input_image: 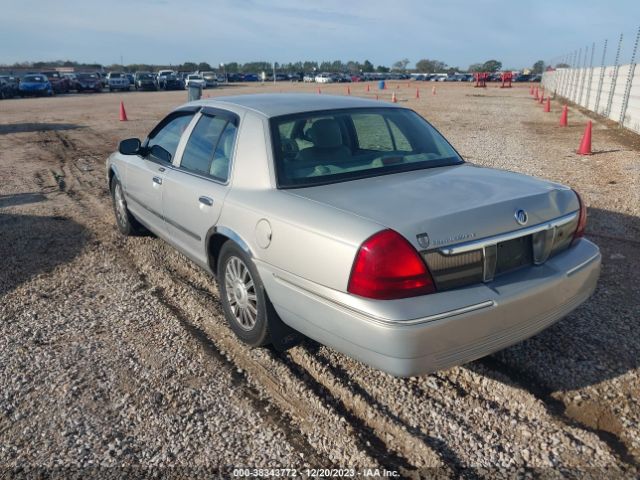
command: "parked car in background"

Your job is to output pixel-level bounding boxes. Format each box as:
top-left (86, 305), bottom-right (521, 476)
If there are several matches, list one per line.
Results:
top-left (18, 74), bottom-right (53, 97)
top-left (125, 73), bottom-right (135, 87)
top-left (75, 72), bottom-right (103, 92)
top-left (134, 72), bottom-right (157, 91)
top-left (156, 70), bottom-right (183, 90)
top-left (185, 74), bottom-right (206, 89)
top-left (515, 74), bottom-right (531, 82)
top-left (0, 75), bottom-right (19, 99)
top-left (227, 73), bottom-right (244, 82)
top-left (315, 72), bottom-right (333, 83)
top-left (201, 71), bottom-right (218, 88)
top-left (97, 72), bottom-right (108, 88)
top-left (303, 73), bottom-right (315, 82)
top-left (106, 72), bottom-right (130, 92)
top-left (42, 71), bottom-right (70, 93)
top-left (288, 72), bottom-right (304, 82)
top-left (243, 73), bottom-right (260, 82)
top-left (106, 93), bottom-right (600, 377)
top-left (62, 73), bottom-right (77, 89)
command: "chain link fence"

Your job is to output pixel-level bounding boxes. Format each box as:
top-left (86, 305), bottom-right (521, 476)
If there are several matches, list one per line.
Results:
top-left (542, 26), bottom-right (640, 134)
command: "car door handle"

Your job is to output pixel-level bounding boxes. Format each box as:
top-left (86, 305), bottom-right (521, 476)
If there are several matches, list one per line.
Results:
top-left (152, 176), bottom-right (163, 185)
top-left (198, 196), bottom-right (214, 206)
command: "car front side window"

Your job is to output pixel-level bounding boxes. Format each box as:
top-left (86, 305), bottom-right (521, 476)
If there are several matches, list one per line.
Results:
top-left (146, 113), bottom-right (195, 163)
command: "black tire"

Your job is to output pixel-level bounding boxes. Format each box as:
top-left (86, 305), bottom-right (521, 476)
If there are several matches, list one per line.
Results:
top-left (110, 176), bottom-right (145, 236)
top-left (218, 242), bottom-right (272, 347)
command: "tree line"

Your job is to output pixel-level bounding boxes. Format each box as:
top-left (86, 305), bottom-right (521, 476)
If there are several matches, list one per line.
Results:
top-left (2, 58), bottom-right (548, 74)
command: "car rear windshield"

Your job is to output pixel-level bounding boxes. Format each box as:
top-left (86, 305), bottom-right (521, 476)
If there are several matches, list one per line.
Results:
top-left (110, 73), bottom-right (122, 78)
top-left (77, 73), bottom-right (97, 79)
top-left (271, 107), bottom-right (463, 188)
top-left (24, 75), bottom-right (45, 82)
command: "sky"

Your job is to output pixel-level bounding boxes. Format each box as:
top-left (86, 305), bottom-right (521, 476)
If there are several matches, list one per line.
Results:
top-left (1, 0), bottom-right (638, 69)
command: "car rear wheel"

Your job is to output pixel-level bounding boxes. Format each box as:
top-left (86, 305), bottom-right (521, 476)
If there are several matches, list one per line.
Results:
top-left (218, 242), bottom-right (271, 347)
top-left (110, 176), bottom-right (144, 236)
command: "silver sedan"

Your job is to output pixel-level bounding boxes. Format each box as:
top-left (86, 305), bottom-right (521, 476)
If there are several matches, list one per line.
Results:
top-left (106, 94), bottom-right (601, 377)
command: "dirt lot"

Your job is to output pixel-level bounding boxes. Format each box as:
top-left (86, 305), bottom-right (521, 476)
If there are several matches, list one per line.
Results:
top-left (1, 81), bottom-right (639, 477)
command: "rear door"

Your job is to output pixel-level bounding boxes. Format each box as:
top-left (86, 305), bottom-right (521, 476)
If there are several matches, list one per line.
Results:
top-left (124, 111), bottom-right (195, 237)
top-left (162, 108), bottom-right (239, 265)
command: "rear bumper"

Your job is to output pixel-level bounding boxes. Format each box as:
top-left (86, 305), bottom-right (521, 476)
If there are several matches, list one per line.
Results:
top-left (258, 239), bottom-right (600, 376)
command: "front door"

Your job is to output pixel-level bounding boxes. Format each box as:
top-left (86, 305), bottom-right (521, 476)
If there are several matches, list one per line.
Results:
top-left (123, 111), bottom-right (195, 237)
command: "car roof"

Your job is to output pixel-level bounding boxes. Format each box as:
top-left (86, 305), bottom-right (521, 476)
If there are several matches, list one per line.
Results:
top-left (186, 93), bottom-right (401, 118)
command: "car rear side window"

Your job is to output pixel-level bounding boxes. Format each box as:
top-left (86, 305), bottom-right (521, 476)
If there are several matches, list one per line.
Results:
top-left (180, 114), bottom-right (237, 182)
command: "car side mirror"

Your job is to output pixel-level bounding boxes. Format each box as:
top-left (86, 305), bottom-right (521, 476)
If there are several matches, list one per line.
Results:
top-left (118, 138), bottom-right (141, 155)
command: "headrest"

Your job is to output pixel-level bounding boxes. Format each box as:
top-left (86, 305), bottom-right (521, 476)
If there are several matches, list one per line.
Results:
top-left (308, 119), bottom-right (342, 148)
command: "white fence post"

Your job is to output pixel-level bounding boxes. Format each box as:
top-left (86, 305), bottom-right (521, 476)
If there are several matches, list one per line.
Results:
top-left (573, 48), bottom-right (582, 102)
top-left (605, 33), bottom-right (624, 117)
top-left (585, 42), bottom-right (596, 109)
top-left (578, 44), bottom-right (589, 106)
top-left (619, 26), bottom-right (640, 126)
top-left (594, 39), bottom-right (608, 114)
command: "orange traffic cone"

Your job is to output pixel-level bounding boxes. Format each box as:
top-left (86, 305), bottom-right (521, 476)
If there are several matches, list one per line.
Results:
top-left (366, 84), bottom-right (370, 92)
top-left (559, 105), bottom-right (568, 126)
top-left (577, 121), bottom-right (592, 155)
top-left (347, 86), bottom-right (351, 95)
top-left (396, 84), bottom-right (400, 89)
top-left (416, 88), bottom-right (420, 99)
top-left (529, 85), bottom-right (533, 95)
top-left (432, 86), bottom-right (436, 95)
top-left (119, 101), bottom-right (128, 121)
top-left (544, 97), bottom-right (551, 112)
top-left (391, 92), bottom-right (397, 103)
top-left (407, 82), bottom-right (410, 88)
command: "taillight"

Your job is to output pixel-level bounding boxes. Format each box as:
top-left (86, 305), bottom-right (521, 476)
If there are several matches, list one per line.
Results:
top-left (573, 189), bottom-right (587, 241)
top-left (347, 229), bottom-right (436, 300)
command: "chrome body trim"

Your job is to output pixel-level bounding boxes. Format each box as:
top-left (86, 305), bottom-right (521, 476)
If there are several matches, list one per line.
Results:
top-left (438, 211), bottom-right (578, 255)
top-left (210, 225), bottom-right (253, 257)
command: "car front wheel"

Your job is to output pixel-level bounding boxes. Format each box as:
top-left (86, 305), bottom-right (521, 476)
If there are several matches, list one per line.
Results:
top-left (218, 242), bottom-right (271, 347)
top-left (110, 176), bottom-right (144, 235)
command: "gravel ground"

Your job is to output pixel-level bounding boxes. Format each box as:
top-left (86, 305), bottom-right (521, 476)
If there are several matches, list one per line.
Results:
top-left (0, 82), bottom-right (638, 478)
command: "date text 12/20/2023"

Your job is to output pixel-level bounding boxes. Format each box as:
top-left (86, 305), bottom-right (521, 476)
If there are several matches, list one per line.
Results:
top-left (231, 467), bottom-right (400, 477)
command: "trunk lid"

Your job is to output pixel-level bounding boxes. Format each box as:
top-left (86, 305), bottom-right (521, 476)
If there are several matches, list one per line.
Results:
top-left (287, 164), bottom-right (579, 249)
